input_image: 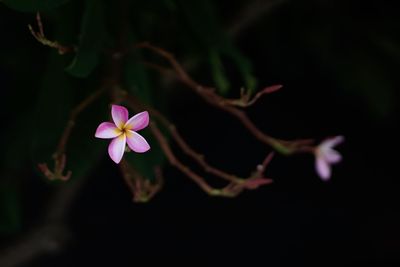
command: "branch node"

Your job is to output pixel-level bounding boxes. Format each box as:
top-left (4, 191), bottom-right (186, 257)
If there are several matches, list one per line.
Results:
top-left (120, 160), bottom-right (163, 202)
top-left (28, 12), bottom-right (75, 55)
top-left (135, 42), bottom-right (315, 154)
top-left (38, 153), bottom-right (72, 181)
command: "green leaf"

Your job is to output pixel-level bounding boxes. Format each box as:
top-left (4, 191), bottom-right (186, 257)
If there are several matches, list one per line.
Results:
top-left (220, 41), bottom-right (258, 93)
top-left (32, 49), bottom-right (106, 181)
top-left (208, 49), bottom-right (230, 94)
top-left (1, 0), bottom-right (70, 12)
top-left (177, 0), bottom-right (257, 94)
top-left (65, 0), bottom-right (106, 78)
top-left (65, 51), bottom-right (99, 78)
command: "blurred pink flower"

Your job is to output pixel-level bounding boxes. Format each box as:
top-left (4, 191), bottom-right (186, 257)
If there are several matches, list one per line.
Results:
top-left (95, 105), bottom-right (150, 164)
top-left (315, 135), bottom-right (344, 181)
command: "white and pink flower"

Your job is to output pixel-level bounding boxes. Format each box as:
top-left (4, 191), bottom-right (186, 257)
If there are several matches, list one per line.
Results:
top-left (315, 135), bottom-right (344, 181)
top-left (95, 105), bottom-right (150, 164)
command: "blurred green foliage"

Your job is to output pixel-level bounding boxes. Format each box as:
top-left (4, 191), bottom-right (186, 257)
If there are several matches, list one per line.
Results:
top-left (65, 0), bottom-right (106, 77)
top-left (178, 0), bottom-right (257, 94)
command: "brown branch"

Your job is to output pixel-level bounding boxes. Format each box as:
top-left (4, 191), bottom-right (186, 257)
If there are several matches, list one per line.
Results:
top-left (225, 152), bottom-right (275, 191)
top-left (124, 94), bottom-right (244, 185)
top-left (38, 154), bottom-right (71, 181)
top-left (119, 160), bottom-right (163, 202)
top-left (223, 84), bottom-right (283, 108)
top-left (119, 160), bottom-right (137, 196)
top-left (58, 88), bottom-right (106, 155)
top-left (148, 121), bottom-right (224, 195)
top-left (141, 61), bottom-right (173, 76)
top-left (169, 126), bottom-right (243, 183)
top-left (124, 94), bottom-right (274, 197)
top-left (256, 151), bottom-right (275, 176)
top-left (38, 88), bottom-right (106, 181)
top-left (135, 42), bottom-right (314, 154)
top-left (126, 93), bottom-right (245, 196)
top-left (28, 12), bottom-right (75, 55)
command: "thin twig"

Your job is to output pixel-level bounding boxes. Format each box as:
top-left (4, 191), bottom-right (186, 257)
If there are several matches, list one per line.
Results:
top-left (57, 88), bottom-right (106, 154)
top-left (38, 88), bottom-right (106, 181)
top-left (124, 94), bottom-right (274, 197)
top-left (119, 159), bottom-right (137, 197)
top-left (119, 160), bottom-right (163, 202)
top-left (135, 42), bottom-right (314, 154)
top-left (28, 12), bottom-right (75, 55)
top-left (223, 84), bottom-right (283, 108)
top-left (149, 121), bottom-right (222, 195)
top-left (125, 94), bottom-right (244, 184)
top-left (126, 94), bottom-right (242, 196)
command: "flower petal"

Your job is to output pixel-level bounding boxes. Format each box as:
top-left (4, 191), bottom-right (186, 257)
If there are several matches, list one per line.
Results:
top-left (325, 149), bottom-right (342, 164)
top-left (126, 130), bottom-right (150, 153)
top-left (124, 111), bottom-right (149, 131)
top-left (111, 105), bottom-right (129, 129)
top-left (95, 122), bottom-right (121, 139)
top-left (323, 135), bottom-right (345, 149)
top-left (108, 134), bottom-right (126, 164)
top-left (316, 157), bottom-right (331, 181)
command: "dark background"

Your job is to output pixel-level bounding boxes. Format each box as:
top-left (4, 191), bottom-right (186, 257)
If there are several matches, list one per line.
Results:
top-left (0, 0), bottom-right (398, 266)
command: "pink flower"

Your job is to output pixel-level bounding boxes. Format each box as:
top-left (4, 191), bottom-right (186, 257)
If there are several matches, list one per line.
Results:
top-left (95, 105), bottom-right (150, 164)
top-left (315, 135), bottom-right (344, 181)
